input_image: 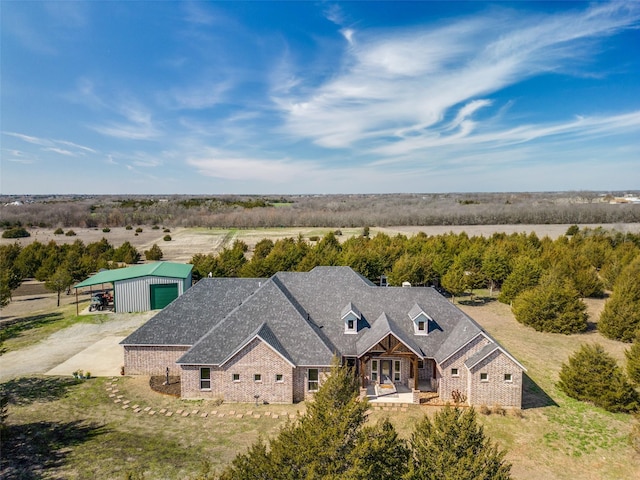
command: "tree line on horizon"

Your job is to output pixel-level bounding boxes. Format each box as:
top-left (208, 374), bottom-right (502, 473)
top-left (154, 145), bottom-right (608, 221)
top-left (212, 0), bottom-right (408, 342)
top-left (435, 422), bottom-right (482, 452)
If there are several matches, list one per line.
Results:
top-left (2, 192), bottom-right (639, 229)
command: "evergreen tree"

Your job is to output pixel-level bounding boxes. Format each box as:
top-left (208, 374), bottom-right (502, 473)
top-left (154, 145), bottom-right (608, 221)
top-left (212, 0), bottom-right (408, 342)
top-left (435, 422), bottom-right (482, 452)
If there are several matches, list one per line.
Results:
top-left (219, 359), bottom-right (370, 479)
top-left (144, 244), bottom-right (163, 261)
top-left (342, 418), bottom-right (410, 480)
top-left (511, 275), bottom-right (587, 334)
top-left (405, 405), bottom-right (511, 480)
top-left (498, 256), bottom-right (542, 304)
top-left (482, 245), bottom-right (511, 296)
top-left (599, 257), bottom-right (640, 342)
top-left (625, 333), bottom-right (640, 386)
top-left (441, 264), bottom-right (467, 303)
top-left (558, 343), bottom-right (639, 413)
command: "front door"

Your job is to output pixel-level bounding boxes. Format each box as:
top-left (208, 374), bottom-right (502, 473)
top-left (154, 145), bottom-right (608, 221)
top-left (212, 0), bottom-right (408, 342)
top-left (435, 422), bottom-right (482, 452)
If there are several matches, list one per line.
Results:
top-left (380, 360), bottom-right (392, 384)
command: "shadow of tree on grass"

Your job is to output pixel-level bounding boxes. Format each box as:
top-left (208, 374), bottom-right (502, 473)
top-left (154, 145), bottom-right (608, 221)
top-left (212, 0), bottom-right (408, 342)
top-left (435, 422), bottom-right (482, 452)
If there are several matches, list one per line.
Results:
top-left (522, 373), bottom-right (558, 410)
top-left (0, 377), bottom-right (81, 406)
top-left (0, 312), bottom-right (64, 342)
top-left (0, 420), bottom-right (106, 480)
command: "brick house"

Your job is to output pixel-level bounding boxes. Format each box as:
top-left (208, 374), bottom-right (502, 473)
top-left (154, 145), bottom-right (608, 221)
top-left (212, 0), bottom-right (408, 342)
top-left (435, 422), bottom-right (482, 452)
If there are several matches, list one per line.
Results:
top-left (121, 266), bottom-right (525, 407)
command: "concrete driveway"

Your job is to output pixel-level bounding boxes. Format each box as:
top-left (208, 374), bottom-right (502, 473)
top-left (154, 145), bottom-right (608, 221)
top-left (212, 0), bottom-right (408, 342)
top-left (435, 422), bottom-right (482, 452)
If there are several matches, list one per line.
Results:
top-left (45, 336), bottom-right (126, 377)
top-left (0, 312), bottom-right (153, 382)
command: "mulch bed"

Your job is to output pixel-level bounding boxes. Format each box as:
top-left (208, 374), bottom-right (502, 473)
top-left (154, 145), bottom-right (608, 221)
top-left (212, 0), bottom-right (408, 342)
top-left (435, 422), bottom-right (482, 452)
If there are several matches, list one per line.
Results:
top-left (149, 375), bottom-right (181, 397)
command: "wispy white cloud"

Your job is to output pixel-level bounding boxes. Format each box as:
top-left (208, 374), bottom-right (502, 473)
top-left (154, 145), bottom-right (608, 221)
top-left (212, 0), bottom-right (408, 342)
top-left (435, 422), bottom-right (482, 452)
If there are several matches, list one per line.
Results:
top-left (43, 147), bottom-right (75, 156)
top-left (187, 148), bottom-right (320, 183)
top-left (162, 79), bottom-right (231, 110)
top-left (276, 1), bottom-right (640, 159)
top-left (90, 103), bottom-right (160, 140)
top-left (2, 131), bottom-right (97, 156)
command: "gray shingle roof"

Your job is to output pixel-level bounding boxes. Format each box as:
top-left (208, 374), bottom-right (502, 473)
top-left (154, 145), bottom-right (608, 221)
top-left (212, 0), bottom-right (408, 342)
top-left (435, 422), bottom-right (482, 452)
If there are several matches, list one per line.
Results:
top-left (124, 266), bottom-right (522, 371)
top-left (464, 343), bottom-right (500, 370)
top-left (177, 279), bottom-right (335, 366)
top-left (120, 277), bottom-right (264, 346)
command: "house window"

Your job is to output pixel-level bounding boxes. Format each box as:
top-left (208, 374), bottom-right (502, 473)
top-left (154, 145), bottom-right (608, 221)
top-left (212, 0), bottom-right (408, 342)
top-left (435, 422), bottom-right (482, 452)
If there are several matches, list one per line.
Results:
top-left (232, 373), bottom-right (240, 382)
top-left (275, 374), bottom-right (284, 383)
top-left (504, 373), bottom-right (512, 382)
top-left (418, 321), bottom-right (425, 331)
top-left (371, 360), bottom-right (378, 382)
top-left (254, 374), bottom-right (262, 383)
top-left (451, 368), bottom-right (459, 377)
top-left (348, 319), bottom-right (354, 329)
top-left (394, 360), bottom-right (401, 382)
top-left (480, 373), bottom-right (488, 382)
top-left (200, 367), bottom-right (211, 390)
top-left (308, 368), bottom-right (319, 392)
top-left (417, 360), bottom-right (424, 369)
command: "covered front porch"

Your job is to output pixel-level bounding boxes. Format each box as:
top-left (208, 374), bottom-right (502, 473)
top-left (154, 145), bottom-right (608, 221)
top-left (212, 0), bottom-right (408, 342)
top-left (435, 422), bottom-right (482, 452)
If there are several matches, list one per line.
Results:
top-left (362, 380), bottom-right (437, 404)
top-left (353, 332), bottom-right (439, 404)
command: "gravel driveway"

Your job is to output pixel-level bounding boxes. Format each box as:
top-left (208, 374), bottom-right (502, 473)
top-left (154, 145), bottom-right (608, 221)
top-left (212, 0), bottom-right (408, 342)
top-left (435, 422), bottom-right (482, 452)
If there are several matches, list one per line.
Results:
top-left (0, 312), bottom-right (153, 382)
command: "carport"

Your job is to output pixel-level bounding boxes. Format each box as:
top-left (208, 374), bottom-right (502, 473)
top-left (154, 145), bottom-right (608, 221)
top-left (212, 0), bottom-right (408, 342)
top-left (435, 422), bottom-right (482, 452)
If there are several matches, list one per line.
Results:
top-left (74, 262), bottom-right (193, 314)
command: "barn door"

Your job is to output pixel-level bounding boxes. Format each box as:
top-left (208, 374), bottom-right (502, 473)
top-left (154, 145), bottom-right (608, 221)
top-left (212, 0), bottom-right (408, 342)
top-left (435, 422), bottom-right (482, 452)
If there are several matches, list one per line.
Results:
top-left (150, 283), bottom-right (179, 310)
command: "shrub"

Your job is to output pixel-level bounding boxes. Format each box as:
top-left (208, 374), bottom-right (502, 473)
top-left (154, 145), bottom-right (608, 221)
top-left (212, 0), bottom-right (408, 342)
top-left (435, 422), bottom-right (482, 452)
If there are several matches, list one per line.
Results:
top-left (152, 225), bottom-right (160, 230)
top-left (558, 343), bottom-right (639, 413)
top-left (53, 227), bottom-right (64, 235)
top-left (512, 275), bottom-right (587, 334)
top-left (493, 404), bottom-right (506, 416)
top-left (309, 235), bottom-right (320, 242)
top-left (163, 228), bottom-right (170, 233)
top-left (566, 224), bottom-right (580, 236)
top-left (2, 227), bottom-right (30, 239)
top-left (125, 225), bottom-right (132, 230)
top-left (163, 235), bottom-right (172, 241)
top-left (102, 227), bottom-right (111, 233)
top-left (65, 230), bottom-right (76, 236)
top-left (626, 333), bottom-right (640, 386)
top-left (599, 257), bottom-right (640, 342)
top-left (135, 227), bottom-right (143, 233)
top-left (144, 244), bottom-right (163, 261)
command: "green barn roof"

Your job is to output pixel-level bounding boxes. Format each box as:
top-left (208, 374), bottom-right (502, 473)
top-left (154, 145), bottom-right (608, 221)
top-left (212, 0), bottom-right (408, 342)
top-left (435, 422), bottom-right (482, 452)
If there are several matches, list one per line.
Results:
top-left (74, 262), bottom-right (193, 289)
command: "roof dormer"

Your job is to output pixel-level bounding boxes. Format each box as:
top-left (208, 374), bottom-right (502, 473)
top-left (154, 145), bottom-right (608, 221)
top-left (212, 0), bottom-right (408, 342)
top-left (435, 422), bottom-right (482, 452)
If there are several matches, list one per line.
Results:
top-left (408, 303), bottom-right (437, 336)
top-left (341, 302), bottom-right (361, 334)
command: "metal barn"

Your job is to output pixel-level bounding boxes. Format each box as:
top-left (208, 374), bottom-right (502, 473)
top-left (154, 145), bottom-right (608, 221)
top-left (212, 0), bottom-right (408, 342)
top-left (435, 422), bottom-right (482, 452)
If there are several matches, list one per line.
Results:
top-left (74, 262), bottom-right (193, 313)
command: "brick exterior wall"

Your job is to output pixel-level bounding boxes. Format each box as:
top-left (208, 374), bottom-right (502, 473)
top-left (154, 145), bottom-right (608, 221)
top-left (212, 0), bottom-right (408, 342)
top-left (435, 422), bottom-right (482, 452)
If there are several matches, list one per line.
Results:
top-left (123, 345), bottom-right (189, 375)
top-left (438, 334), bottom-right (491, 404)
top-left (180, 338), bottom-right (295, 404)
top-left (467, 350), bottom-right (523, 408)
top-left (293, 366), bottom-right (331, 402)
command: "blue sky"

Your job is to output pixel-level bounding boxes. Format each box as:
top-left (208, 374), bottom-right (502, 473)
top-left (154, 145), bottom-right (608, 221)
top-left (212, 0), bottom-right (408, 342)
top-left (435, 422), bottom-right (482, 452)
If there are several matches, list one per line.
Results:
top-left (2, 1), bottom-right (639, 195)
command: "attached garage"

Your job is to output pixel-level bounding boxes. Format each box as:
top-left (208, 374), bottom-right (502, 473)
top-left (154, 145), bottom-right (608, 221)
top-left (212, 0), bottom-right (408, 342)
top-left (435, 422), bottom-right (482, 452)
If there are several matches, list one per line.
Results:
top-left (74, 262), bottom-right (193, 313)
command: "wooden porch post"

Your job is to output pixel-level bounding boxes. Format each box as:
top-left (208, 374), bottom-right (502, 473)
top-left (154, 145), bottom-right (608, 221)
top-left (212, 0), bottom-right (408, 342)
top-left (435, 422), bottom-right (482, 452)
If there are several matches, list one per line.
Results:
top-left (360, 357), bottom-right (366, 388)
top-left (412, 357), bottom-right (418, 390)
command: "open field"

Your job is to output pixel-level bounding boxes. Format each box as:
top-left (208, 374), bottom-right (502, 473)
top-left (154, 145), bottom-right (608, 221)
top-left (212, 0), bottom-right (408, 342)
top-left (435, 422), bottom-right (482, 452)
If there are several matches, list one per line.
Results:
top-left (1, 289), bottom-right (638, 479)
top-left (3, 223), bottom-right (640, 264)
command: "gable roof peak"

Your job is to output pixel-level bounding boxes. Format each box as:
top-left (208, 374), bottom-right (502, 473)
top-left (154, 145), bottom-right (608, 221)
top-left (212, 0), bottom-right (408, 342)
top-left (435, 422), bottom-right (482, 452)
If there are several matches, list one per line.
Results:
top-left (341, 301), bottom-right (362, 319)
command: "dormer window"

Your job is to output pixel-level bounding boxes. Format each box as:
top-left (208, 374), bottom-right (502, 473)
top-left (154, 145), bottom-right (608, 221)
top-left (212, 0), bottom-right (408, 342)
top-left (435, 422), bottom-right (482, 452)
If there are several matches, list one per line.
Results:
top-left (342, 302), bottom-right (361, 334)
top-left (408, 303), bottom-right (437, 336)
